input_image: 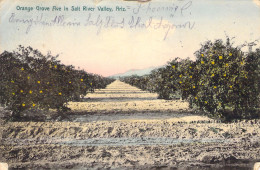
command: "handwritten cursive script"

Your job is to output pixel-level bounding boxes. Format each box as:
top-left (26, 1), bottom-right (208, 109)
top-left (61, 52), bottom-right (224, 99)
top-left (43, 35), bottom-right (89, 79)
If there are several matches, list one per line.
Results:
top-left (9, 12), bottom-right (195, 40)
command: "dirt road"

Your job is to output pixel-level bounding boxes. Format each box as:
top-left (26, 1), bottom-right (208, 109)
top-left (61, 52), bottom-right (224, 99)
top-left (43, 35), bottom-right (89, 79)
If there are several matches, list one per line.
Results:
top-left (1, 80), bottom-right (259, 169)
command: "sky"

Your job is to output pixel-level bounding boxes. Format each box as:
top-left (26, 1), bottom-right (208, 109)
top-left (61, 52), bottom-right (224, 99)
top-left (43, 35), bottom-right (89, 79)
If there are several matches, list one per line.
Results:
top-left (0, 0), bottom-right (260, 77)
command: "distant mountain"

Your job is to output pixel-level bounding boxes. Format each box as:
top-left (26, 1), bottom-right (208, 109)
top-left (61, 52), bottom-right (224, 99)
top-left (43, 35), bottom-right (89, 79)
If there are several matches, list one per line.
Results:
top-left (109, 66), bottom-right (162, 79)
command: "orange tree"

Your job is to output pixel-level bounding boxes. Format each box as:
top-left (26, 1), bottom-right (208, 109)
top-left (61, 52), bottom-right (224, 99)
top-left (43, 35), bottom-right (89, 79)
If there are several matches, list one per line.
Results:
top-left (121, 38), bottom-right (259, 120)
top-left (120, 59), bottom-right (196, 100)
top-left (152, 59), bottom-right (185, 100)
top-left (149, 67), bottom-right (172, 99)
top-left (189, 39), bottom-right (259, 120)
top-left (242, 48), bottom-right (260, 114)
top-left (169, 58), bottom-right (198, 100)
top-left (0, 46), bottom-right (114, 120)
top-left (120, 59), bottom-right (182, 100)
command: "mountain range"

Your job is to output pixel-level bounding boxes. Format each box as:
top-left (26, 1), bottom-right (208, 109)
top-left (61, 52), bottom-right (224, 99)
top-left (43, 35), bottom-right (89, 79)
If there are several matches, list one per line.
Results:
top-left (108, 66), bottom-right (162, 79)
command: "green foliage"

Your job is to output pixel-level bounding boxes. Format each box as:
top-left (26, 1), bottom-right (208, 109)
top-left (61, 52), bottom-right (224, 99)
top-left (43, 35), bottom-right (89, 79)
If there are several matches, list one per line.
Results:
top-left (191, 39), bottom-right (259, 120)
top-left (0, 46), bottom-right (114, 119)
top-left (121, 38), bottom-right (260, 121)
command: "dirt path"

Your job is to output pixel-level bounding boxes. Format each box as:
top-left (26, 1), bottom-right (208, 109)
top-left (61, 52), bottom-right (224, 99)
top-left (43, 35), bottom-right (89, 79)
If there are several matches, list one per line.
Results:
top-left (1, 80), bottom-right (260, 169)
top-left (68, 80), bottom-right (191, 113)
top-left (67, 80), bottom-right (206, 122)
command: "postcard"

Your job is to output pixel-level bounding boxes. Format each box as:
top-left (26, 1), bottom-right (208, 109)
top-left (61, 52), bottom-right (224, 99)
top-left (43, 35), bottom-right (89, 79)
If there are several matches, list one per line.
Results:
top-left (0, 0), bottom-right (260, 169)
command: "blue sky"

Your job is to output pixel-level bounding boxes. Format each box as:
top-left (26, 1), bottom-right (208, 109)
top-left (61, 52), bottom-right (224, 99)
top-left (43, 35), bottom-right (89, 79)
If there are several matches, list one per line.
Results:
top-left (1, 0), bottom-right (260, 76)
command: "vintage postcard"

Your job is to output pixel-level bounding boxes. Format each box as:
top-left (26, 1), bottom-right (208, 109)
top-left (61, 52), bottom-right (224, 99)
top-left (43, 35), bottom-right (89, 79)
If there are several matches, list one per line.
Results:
top-left (0, 0), bottom-right (260, 169)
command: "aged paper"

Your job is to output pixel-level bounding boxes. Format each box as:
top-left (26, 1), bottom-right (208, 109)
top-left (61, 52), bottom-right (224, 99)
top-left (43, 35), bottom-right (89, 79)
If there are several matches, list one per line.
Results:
top-left (0, 0), bottom-right (260, 169)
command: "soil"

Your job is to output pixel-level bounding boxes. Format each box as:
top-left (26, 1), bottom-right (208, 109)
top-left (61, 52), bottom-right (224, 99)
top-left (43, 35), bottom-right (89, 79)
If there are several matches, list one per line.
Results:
top-left (0, 80), bottom-right (259, 169)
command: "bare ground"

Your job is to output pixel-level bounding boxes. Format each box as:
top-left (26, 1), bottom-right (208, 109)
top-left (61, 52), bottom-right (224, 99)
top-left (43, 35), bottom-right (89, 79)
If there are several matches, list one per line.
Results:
top-left (0, 80), bottom-right (259, 169)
